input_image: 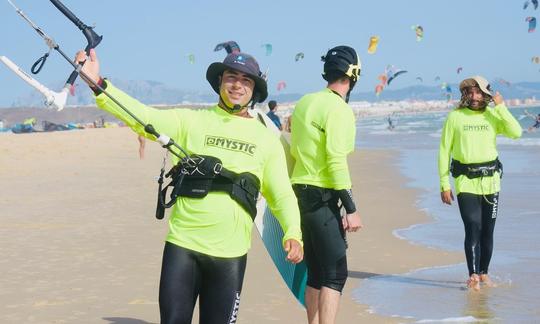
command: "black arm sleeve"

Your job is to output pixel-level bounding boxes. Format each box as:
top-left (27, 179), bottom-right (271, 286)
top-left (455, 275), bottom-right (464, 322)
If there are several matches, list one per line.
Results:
top-left (336, 189), bottom-right (356, 214)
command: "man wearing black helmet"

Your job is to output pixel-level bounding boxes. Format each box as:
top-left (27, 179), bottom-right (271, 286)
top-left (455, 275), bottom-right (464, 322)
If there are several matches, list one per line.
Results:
top-left (290, 45), bottom-right (363, 324)
top-left (75, 49), bottom-right (303, 324)
top-left (439, 76), bottom-right (521, 290)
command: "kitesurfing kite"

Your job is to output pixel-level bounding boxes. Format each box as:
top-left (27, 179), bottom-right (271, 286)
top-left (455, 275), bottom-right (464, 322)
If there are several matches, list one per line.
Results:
top-left (526, 17), bottom-right (537, 32)
top-left (441, 82), bottom-right (452, 102)
top-left (411, 25), bottom-right (424, 41)
top-left (295, 52), bottom-right (304, 61)
top-left (375, 84), bottom-right (384, 97)
top-left (388, 70), bottom-right (407, 85)
top-left (457, 67), bottom-right (463, 74)
top-left (416, 77), bottom-right (423, 82)
top-left (435, 76), bottom-right (441, 82)
top-left (385, 65), bottom-right (408, 85)
top-left (214, 41), bottom-right (241, 54)
top-left (276, 81), bottom-right (287, 91)
top-left (524, 0), bottom-right (539, 10)
top-left (375, 72), bottom-right (388, 96)
top-left (378, 74), bottom-right (388, 85)
top-left (261, 43), bottom-right (272, 56)
top-left (367, 36), bottom-right (380, 54)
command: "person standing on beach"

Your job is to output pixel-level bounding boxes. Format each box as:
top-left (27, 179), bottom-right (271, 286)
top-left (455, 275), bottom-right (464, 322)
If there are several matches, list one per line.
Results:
top-left (75, 49), bottom-right (303, 324)
top-left (439, 76), bottom-right (522, 290)
top-left (266, 100), bottom-right (283, 130)
top-left (290, 45), bottom-right (363, 324)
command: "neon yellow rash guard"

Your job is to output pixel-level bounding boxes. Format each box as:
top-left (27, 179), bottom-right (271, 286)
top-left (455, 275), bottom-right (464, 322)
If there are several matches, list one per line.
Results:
top-left (438, 104), bottom-right (522, 195)
top-left (95, 81), bottom-right (302, 257)
top-left (290, 88), bottom-right (356, 190)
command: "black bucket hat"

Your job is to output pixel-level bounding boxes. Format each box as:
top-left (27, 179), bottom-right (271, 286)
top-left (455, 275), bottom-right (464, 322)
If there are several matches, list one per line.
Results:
top-left (206, 52), bottom-right (268, 103)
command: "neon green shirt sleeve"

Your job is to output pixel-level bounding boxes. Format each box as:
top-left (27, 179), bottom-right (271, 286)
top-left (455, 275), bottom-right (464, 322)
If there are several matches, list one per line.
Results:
top-left (438, 112), bottom-right (455, 192)
top-left (325, 104), bottom-right (355, 189)
top-left (261, 141), bottom-right (302, 246)
top-left (95, 81), bottom-right (187, 143)
top-left (486, 104), bottom-right (522, 139)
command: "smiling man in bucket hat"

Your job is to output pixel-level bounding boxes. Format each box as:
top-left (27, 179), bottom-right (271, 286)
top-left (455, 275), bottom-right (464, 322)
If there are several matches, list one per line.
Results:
top-left (439, 75), bottom-right (521, 291)
top-left (75, 49), bottom-right (303, 324)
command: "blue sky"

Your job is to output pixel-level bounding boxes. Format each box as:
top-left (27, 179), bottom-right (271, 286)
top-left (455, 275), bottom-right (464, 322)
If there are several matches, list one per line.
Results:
top-left (0, 0), bottom-right (538, 106)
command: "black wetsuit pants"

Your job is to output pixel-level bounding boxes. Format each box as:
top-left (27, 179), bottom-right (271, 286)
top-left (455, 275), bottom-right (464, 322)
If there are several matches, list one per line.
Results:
top-left (159, 242), bottom-right (247, 324)
top-left (457, 192), bottom-right (499, 276)
top-left (293, 185), bottom-right (348, 292)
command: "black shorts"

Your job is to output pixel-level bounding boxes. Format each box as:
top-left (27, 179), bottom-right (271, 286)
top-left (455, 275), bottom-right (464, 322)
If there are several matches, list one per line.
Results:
top-left (293, 185), bottom-right (348, 292)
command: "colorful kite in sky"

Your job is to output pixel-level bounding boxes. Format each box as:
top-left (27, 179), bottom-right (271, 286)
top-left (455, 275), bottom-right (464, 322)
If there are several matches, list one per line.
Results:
top-left (367, 36), bottom-right (380, 54)
top-left (261, 43), bottom-right (273, 56)
top-left (411, 25), bottom-right (424, 41)
top-left (385, 65), bottom-right (408, 85)
top-left (524, 0), bottom-right (539, 10)
top-left (214, 41), bottom-right (241, 54)
top-left (375, 84), bottom-right (384, 97)
top-left (526, 17), bottom-right (536, 32)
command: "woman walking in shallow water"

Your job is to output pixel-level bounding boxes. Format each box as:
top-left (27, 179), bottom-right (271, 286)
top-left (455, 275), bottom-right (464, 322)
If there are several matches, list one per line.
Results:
top-left (438, 76), bottom-right (522, 290)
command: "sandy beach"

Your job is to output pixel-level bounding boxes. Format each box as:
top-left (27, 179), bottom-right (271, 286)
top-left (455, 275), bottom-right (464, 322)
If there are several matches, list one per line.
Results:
top-left (0, 127), bottom-right (462, 323)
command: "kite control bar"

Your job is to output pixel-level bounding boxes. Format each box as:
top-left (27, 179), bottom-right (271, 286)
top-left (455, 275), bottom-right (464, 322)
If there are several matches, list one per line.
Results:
top-left (49, 0), bottom-right (102, 87)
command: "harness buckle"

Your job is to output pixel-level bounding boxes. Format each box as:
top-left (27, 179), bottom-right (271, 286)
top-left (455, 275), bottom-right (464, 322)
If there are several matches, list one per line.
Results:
top-left (214, 163), bottom-right (223, 174)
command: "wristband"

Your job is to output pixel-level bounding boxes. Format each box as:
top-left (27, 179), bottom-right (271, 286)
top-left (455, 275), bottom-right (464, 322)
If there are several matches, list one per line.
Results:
top-left (90, 77), bottom-right (106, 95)
top-left (337, 189), bottom-right (356, 214)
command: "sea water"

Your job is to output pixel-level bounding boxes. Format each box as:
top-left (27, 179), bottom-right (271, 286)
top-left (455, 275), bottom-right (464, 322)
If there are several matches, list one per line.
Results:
top-left (352, 106), bottom-right (540, 322)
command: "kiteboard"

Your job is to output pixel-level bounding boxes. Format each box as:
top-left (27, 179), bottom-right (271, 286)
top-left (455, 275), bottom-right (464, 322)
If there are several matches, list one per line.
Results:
top-left (250, 108), bottom-right (307, 306)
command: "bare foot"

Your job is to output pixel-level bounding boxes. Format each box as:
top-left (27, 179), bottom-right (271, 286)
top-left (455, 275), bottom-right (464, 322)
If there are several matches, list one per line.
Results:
top-left (467, 274), bottom-right (480, 291)
top-left (480, 274), bottom-right (496, 287)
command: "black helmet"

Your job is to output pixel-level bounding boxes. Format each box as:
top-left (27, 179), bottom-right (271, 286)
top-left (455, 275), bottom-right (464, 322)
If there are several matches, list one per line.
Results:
top-left (206, 52), bottom-right (268, 103)
top-left (321, 46), bottom-right (361, 82)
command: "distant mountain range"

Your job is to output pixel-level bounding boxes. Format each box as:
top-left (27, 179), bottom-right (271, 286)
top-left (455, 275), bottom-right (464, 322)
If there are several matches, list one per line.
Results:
top-left (4, 79), bottom-right (540, 108)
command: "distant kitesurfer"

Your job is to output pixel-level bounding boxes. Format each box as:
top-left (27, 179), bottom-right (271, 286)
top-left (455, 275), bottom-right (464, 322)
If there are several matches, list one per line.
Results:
top-left (524, 109), bottom-right (540, 132)
top-left (387, 113), bottom-right (397, 131)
